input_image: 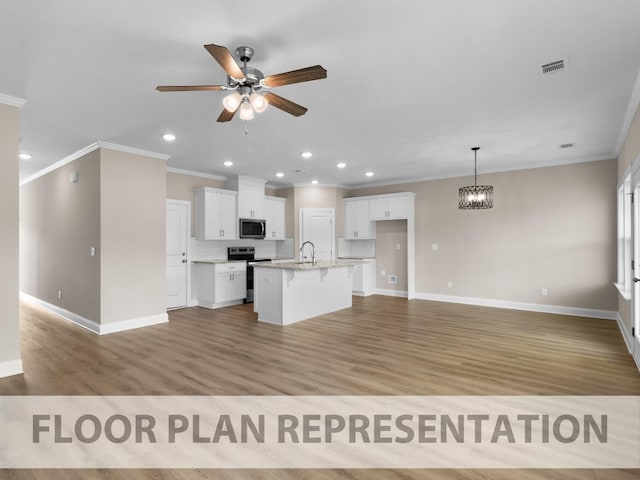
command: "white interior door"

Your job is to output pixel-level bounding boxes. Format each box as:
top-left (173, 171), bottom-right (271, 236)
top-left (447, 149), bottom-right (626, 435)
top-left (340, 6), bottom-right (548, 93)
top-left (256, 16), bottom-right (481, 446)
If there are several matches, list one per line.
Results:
top-left (300, 208), bottom-right (335, 261)
top-left (167, 200), bottom-right (189, 309)
top-left (632, 171), bottom-right (640, 365)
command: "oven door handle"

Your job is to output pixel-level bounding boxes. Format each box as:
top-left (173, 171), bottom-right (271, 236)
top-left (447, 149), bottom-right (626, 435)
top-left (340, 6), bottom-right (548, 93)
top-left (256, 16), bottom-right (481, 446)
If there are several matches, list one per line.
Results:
top-left (261, 222), bottom-right (265, 236)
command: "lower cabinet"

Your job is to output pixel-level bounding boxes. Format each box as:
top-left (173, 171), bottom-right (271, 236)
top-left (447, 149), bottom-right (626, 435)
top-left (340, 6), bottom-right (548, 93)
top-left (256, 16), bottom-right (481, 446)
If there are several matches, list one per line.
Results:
top-left (195, 262), bottom-right (247, 309)
top-left (352, 259), bottom-right (376, 296)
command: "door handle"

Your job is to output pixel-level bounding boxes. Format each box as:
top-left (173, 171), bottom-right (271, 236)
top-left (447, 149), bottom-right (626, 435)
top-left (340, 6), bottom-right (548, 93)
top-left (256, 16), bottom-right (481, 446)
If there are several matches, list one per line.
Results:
top-left (634, 277), bottom-right (640, 283)
top-left (182, 259), bottom-right (187, 263)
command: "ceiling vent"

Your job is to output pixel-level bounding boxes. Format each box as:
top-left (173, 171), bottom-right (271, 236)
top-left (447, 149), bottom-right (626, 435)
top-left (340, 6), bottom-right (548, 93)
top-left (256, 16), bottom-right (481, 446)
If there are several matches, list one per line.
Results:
top-left (540, 59), bottom-right (567, 76)
top-left (559, 142), bottom-right (574, 149)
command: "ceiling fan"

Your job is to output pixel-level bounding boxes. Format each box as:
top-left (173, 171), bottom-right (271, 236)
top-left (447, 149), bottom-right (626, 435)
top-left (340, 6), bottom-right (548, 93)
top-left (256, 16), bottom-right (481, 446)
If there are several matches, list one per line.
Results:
top-left (156, 44), bottom-right (327, 122)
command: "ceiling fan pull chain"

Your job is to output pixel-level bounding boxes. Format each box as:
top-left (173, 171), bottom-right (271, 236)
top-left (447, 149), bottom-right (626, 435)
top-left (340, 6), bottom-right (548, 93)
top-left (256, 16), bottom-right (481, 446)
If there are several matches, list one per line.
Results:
top-left (244, 122), bottom-right (249, 135)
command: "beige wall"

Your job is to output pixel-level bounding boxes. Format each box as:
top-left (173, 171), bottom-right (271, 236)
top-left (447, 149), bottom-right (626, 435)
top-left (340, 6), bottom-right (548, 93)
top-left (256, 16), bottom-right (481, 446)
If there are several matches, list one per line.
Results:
top-left (617, 104), bottom-right (640, 332)
top-left (166, 172), bottom-right (226, 237)
top-left (353, 159), bottom-right (617, 310)
top-left (20, 149), bottom-right (101, 322)
top-left (375, 220), bottom-right (408, 291)
top-left (100, 149), bottom-right (166, 324)
top-left (0, 103), bottom-right (21, 365)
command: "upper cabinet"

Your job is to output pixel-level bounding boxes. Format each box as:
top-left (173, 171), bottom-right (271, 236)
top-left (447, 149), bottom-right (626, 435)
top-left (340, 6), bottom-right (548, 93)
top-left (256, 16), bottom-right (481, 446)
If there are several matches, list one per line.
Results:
top-left (369, 194), bottom-right (410, 220)
top-left (344, 198), bottom-right (375, 239)
top-left (195, 187), bottom-right (238, 240)
top-left (228, 176), bottom-right (266, 219)
top-left (265, 196), bottom-right (287, 240)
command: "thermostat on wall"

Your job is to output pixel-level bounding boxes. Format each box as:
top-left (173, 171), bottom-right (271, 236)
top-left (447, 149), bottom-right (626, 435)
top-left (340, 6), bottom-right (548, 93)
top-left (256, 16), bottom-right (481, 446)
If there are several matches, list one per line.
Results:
top-left (69, 171), bottom-right (79, 183)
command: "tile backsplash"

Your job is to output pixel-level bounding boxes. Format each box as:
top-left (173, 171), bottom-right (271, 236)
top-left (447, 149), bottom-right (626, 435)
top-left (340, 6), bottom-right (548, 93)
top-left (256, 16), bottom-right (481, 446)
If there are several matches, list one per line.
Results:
top-left (190, 237), bottom-right (294, 261)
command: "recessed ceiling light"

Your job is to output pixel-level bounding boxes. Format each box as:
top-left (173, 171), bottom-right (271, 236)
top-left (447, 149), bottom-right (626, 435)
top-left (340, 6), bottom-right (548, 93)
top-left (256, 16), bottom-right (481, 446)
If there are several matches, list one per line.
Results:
top-left (311, 179), bottom-right (319, 185)
top-left (336, 162), bottom-right (346, 169)
top-left (301, 151), bottom-right (313, 159)
top-left (276, 172), bottom-right (284, 178)
top-left (19, 153), bottom-right (32, 160)
top-left (365, 171), bottom-right (374, 177)
top-left (223, 160), bottom-right (233, 167)
top-left (162, 133), bottom-right (176, 142)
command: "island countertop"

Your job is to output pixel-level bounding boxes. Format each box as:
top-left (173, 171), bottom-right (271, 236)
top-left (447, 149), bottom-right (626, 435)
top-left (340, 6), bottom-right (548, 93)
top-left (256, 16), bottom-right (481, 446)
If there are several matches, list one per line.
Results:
top-left (253, 259), bottom-right (367, 270)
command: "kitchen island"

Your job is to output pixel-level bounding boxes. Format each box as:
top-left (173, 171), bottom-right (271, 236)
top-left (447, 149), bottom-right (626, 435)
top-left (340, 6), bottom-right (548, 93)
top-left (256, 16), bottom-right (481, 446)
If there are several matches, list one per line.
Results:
top-left (253, 260), bottom-right (365, 325)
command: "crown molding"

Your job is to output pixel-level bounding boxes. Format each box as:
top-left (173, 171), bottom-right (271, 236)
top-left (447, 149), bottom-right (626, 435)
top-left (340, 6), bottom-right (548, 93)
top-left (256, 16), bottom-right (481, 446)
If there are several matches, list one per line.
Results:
top-left (347, 154), bottom-right (615, 190)
top-left (0, 93), bottom-right (27, 108)
top-left (97, 141), bottom-right (170, 161)
top-left (20, 141), bottom-right (172, 186)
top-left (292, 182), bottom-right (348, 188)
top-left (166, 167), bottom-right (227, 182)
top-left (615, 67), bottom-right (640, 157)
top-left (20, 142), bottom-right (101, 186)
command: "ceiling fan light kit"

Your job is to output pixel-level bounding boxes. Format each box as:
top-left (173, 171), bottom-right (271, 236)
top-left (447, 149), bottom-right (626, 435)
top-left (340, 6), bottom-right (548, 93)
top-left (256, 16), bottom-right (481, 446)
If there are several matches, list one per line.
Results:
top-left (458, 147), bottom-right (494, 210)
top-left (156, 43), bottom-right (327, 124)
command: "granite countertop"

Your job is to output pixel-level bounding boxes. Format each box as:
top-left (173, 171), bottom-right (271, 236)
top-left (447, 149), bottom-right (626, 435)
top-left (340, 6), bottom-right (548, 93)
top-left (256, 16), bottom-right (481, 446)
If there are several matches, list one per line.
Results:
top-left (192, 259), bottom-right (246, 264)
top-left (337, 256), bottom-right (376, 259)
top-left (253, 259), bottom-right (367, 270)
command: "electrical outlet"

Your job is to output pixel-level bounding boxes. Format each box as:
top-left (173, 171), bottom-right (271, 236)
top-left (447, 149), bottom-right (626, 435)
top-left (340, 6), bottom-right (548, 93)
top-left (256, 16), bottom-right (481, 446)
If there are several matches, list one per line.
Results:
top-left (380, 269), bottom-right (386, 276)
top-left (541, 288), bottom-right (548, 296)
top-left (388, 275), bottom-right (397, 285)
top-left (396, 243), bottom-right (401, 251)
top-left (90, 247), bottom-right (95, 256)
top-left (432, 244), bottom-right (439, 251)
top-left (58, 291), bottom-right (62, 300)
top-left (447, 281), bottom-right (453, 289)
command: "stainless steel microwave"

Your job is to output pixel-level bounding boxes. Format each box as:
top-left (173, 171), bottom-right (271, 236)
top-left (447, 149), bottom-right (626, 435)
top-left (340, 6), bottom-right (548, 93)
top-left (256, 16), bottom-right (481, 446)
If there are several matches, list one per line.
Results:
top-left (239, 218), bottom-right (266, 239)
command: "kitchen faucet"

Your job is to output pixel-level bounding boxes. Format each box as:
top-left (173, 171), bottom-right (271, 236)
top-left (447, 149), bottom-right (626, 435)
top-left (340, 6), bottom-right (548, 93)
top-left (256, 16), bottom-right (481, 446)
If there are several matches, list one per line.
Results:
top-left (300, 241), bottom-right (316, 265)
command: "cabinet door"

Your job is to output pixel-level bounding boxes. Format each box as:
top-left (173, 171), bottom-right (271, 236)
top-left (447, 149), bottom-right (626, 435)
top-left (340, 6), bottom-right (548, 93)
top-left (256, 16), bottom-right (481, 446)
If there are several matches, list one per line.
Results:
top-left (221, 193), bottom-right (237, 239)
top-left (368, 198), bottom-right (388, 220)
top-left (229, 272), bottom-right (247, 300)
top-left (266, 199), bottom-right (286, 239)
top-left (251, 186), bottom-right (265, 219)
top-left (204, 191), bottom-right (224, 239)
top-left (215, 273), bottom-right (232, 303)
top-left (344, 201), bottom-right (358, 239)
top-left (273, 201), bottom-right (285, 239)
top-left (352, 264), bottom-right (363, 292)
top-left (356, 200), bottom-right (374, 239)
top-left (387, 195), bottom-right (408, 219)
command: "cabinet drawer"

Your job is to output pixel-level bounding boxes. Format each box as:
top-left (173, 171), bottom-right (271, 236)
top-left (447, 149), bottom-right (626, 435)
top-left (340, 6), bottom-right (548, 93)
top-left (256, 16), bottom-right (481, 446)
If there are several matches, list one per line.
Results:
top-left (214, 262), bottom-right (247, 274)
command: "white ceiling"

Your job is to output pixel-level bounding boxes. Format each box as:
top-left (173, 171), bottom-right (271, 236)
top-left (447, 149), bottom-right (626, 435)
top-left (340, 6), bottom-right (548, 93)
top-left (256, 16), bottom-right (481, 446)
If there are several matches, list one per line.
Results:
top-left (4, 0), bottom-right (640, 187)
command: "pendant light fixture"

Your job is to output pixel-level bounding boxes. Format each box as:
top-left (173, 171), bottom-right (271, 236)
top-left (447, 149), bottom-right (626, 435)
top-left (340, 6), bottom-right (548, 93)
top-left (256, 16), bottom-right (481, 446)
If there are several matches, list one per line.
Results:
top-left (458, 147), bottom-right (493, 209)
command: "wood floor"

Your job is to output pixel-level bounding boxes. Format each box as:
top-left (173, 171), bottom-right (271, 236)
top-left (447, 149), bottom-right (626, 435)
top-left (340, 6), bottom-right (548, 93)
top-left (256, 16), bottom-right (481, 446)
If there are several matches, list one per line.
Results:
top-left (1, 295), bottom-right (639, 479)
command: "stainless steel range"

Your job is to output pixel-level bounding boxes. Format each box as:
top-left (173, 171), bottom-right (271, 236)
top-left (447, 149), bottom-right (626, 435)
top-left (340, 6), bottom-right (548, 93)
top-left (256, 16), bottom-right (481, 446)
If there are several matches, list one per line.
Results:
top-left (227, 247), bottom-right (270, 303)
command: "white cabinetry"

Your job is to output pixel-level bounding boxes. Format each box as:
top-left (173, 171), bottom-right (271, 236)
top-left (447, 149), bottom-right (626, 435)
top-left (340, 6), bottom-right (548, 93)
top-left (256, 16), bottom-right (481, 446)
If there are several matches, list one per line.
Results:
top-left (369, 194), bottom-right (409, 220)
top-left (195, 262), bottom-right (247, 309)
top-left (195, 187), bottom-right (237, 240)
top-left (352, 259), bottom-right (376, 296)
top-left (228, 176), bottom-right (266, 219)
top-left (265, 196), bottom-right (286, 240)
top-left (344, 199), bottom-right (375, 239)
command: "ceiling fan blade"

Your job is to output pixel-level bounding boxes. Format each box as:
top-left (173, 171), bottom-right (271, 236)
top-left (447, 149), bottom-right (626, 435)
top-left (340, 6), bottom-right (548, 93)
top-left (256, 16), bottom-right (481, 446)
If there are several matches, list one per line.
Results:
top-left (217, 106), bottom-right (238, 123)
top-left (263, 92), bottom-right (308, 117)
top-left (156, 85), bottom-right (227, 92)
top-left (263, 65), bottom-right (327, 88)
top-left (204, 44), bottom-right (245, 81)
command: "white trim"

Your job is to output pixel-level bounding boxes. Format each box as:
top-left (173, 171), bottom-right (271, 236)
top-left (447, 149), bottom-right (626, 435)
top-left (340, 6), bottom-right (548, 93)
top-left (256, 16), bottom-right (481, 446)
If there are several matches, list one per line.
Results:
top-left (615, 312), bottom-right (633, 353)
top-left (196, 299), bottom-right (244, 310)
top-left (99, 313), bottom-right (168, 335)
top-left (97, 141), bottom-right (170, 161)
top-left (615, 282), bottom-right (632, 301)
top-left (20, 292), bottom-right (168, 335)
top-left (615, 67), bottom-right (640, 156)
top-left (166, 167), bottom-right (226, 182)
top-left (348, 155), bottom-right (615, 190)
top-left (20, 142), bottom-right (101, 186)
top-left (292, 182), bottom-right (347, 188)
top-left (0, 93), bottom-right (27, 108)
top-left (375, 288), bottom-right (408, 298)
top-left (0, 359), bottom-right (23, 378)
top-left (20, 141), bottom-right (170, 186)
top-left (414, 292), bottom-right (617, 320)
top-left (166, 199), bottom-right (192, 310)
top-left (20, 292), bottom-right (101, 333)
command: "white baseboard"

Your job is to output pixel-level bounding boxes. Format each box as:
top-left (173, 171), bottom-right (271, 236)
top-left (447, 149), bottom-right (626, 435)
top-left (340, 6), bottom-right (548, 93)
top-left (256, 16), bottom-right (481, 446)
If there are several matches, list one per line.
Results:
top-left (196, 299), bottom-right (244, 310)
top-left (375, 288), bottom-right (408, 298)
top-left (99, 313), bottom-right (168, 334)
top-left (20, 292), bottom-right (168, 335)
top-left (0, 359), bottom-right (23, 378)
top-left (615, 312), bottom-right (633, 353)
top-left (414, 292), bottom-right (617, 320)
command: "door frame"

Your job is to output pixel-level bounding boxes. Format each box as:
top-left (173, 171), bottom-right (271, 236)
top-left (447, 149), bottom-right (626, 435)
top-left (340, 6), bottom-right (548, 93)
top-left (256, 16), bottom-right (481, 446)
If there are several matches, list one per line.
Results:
top-left (299, 208), bottom-right (336, 261)
top-left (166, 199), bottom-right (192, 309)
top-left (631, 165), bottom-right (640, 367)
